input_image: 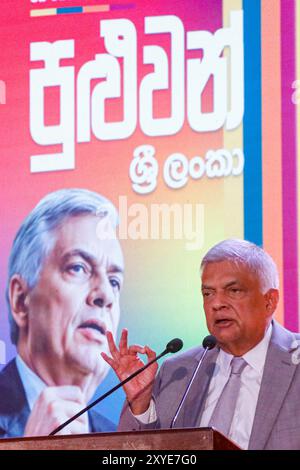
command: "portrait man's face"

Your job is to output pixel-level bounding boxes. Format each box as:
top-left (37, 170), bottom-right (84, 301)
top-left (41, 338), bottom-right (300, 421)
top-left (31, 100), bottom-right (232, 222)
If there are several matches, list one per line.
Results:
top-left (14, 214), bottom-right (124, 387)
top-left (201, 260), bottom-right (278, 355)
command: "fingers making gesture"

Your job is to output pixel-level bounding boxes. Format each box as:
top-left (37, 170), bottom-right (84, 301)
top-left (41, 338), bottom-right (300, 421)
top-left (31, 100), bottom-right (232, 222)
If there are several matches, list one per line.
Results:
top-left (102, 329), bottom-right (158, 415)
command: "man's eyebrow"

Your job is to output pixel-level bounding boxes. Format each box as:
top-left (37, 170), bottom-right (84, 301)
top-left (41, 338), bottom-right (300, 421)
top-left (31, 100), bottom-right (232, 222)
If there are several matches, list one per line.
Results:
top-left (109, 264), bottom-right (125, 274)
top-left (61, 249), bottom-right (124, 274)
top-left (201, 284), bottom-right (215, 290)
top-left (201, 280), bottom-right (240, 290)
top-left (224, 280), bottom-right (241, 288)
top-left (62, 249), bottom-right (95, 265)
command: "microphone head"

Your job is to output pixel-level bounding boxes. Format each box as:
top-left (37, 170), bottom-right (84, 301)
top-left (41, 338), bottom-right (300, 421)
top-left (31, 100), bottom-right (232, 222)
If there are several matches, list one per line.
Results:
top-left (202, 335), bottom-right (217, 350)
top-left (166, 338), bottom-right (183, 354)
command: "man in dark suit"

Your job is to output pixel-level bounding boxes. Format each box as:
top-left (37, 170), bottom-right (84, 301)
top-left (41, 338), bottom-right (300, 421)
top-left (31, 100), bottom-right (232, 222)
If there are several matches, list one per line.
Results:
top-left (103, 239), bottom-right (300, 449)
top-left (0, 358), bottom-right (115, 437)
top-left (1, 188), bottom-right (124, 437)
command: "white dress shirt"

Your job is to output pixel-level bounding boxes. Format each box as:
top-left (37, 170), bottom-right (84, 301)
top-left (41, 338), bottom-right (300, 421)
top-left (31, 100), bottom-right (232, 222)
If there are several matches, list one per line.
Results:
top-left (135, 325), bottom-right (272, 450)
top-left (16, 354), bottom-right (47, 410)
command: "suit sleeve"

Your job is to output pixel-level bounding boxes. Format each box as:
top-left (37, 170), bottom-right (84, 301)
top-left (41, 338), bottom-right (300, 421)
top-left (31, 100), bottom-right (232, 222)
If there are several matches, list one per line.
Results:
top-left (117, 361), bottom-right (167, 431)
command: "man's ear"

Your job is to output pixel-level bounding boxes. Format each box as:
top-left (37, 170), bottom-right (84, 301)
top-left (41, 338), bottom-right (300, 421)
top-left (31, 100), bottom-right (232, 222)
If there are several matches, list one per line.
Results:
top-left (9, 274), bottom-right (30, 328)
top-left (264, 288), bottom-right (279, 315)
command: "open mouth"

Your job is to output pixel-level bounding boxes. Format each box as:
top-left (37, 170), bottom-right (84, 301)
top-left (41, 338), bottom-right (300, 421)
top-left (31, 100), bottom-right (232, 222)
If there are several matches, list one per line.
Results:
top-left (215, 318), bottom-right (234, 326)
top-left (78, 321), bottom-right (106, 336)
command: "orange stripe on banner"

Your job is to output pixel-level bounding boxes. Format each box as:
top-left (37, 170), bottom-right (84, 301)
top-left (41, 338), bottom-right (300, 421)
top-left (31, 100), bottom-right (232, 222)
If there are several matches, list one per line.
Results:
top-left (83, 6), bottom-right (110, 13)
top-left (261, 0), bottom-right (283, 324)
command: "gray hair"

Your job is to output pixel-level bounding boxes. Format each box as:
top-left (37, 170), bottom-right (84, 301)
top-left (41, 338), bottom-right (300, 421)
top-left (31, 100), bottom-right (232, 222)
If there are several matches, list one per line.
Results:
top-left (200, 239), bottom-right (279, 293)
top-left (6, 188), bottom-right (118, 345)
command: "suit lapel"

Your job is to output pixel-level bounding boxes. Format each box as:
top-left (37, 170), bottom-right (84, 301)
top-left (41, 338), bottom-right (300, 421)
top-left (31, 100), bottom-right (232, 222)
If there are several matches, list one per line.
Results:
top-left (249, 323), bottom-right (298, 450)
top-left (180, 347), bottom-right (219, 428)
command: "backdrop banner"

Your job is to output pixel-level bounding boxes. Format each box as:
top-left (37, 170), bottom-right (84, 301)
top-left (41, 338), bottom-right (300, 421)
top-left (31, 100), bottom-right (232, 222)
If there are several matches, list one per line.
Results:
top-left (0, 0), bottom-right (299, 431)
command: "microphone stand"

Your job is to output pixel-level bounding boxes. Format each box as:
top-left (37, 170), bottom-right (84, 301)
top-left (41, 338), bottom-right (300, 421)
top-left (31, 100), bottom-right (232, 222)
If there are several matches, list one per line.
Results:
top-left (170, 335), bottom-right (216, 429)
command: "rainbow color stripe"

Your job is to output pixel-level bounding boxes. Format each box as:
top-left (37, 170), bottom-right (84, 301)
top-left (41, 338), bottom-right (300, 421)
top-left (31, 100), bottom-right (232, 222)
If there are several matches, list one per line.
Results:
top-left (220, 0), bottom-right (300, 332)
top-left (205, 0), bottom-right (300, 332)
top-left (30, 3), bottom-right (135, 17)
top-left (260, 0), bottom-right (299, 331)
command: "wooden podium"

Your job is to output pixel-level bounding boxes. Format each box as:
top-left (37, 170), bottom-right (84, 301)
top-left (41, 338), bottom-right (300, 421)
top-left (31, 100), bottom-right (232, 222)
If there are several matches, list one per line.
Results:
top-left (0, 428), bottom-right (240, 450)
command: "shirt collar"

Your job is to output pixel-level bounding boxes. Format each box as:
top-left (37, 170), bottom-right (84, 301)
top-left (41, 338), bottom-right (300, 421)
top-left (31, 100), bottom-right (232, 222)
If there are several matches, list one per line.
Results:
top-left (217, 323), bottom-right (273, 374)
top-left (243, 323), bottom-right (272, 374)
top-left (16, 354), bottom-right (47, 410)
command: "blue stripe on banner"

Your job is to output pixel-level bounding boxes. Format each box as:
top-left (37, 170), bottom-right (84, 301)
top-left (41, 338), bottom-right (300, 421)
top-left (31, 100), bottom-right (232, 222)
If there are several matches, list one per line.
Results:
top-left (57, 7), bottom-right (83, 14)
top-left (243, 0), bottom-right (263, 246)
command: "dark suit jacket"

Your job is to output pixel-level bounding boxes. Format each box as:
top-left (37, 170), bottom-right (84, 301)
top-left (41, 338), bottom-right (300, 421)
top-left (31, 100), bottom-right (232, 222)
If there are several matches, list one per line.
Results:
top-left (118, 321), bottom-right (300, 449)
top-left (0, 359), bottom-right (116, 438)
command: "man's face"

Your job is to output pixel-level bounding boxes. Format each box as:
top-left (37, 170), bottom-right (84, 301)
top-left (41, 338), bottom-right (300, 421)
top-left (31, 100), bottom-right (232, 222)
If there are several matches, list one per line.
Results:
top-left (201, 260), bottom-right (278, 355)
top-left (23, 214), bottom-right (124, 386)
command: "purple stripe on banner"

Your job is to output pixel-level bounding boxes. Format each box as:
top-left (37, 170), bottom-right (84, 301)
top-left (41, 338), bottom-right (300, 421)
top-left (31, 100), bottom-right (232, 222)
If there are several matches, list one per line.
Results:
top-left (110, 3), bottom-right (135, 10)
top-left (281, 0), bottom-right (298, 331)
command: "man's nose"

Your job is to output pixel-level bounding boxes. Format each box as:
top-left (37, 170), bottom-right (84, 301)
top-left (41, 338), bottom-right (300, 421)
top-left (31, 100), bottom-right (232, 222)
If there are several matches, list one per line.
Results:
top-left (211, 291), bottom-right (228, 311)
top-left (93, 298), bottom-right (105, 308)
top-left (87, 275), bottom-right (114, 309)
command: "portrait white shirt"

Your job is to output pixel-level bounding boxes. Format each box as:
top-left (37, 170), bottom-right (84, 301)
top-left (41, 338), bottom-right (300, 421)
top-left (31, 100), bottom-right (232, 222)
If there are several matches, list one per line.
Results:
top-left (16, 354), bottom-right (47, 411)
top-left (135, 324), bottom-right (272, 450)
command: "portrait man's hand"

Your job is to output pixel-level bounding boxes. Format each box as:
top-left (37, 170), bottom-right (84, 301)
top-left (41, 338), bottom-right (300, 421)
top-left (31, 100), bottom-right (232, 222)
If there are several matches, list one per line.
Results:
top-left (24, 386), bottom-right (88, 436)
top-left (102, 328), bottom-right (158, 415)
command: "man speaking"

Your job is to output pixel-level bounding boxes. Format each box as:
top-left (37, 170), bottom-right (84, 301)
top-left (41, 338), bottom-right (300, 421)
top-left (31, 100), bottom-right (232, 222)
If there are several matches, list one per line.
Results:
top-left (0, 188), bottom-right (124, 437)
top-left (103, 239), bottom-right (300, 450)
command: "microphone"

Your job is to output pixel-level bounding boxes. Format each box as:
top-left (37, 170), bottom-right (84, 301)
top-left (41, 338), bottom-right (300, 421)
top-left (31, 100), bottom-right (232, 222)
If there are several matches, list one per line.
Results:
top-left (165, 338), bottom-right (183, 354)
top-left (203, 335), bottom-right (217, 350)
top-left (49, 337), bottom-right (183, 436)
top-left (170, 334), bottom-right (217, 428)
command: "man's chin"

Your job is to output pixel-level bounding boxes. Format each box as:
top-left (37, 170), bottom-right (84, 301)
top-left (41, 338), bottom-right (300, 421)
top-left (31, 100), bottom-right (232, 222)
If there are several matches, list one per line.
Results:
top-left (68, 348), bottom-right (108, 377)
top-left (211, 327), bottom-right (240, 347)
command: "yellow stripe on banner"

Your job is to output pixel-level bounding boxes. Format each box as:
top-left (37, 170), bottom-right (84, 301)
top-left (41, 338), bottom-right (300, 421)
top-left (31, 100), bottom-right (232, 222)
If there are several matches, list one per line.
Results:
top-left (222, 0), bottom-right (244, 240)
top-left (296, 0), bottom-right (300, 328)
top-left (261, 0), bottom-right (283, 324)
top-left (30, 9), bottom-right (57, 17)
